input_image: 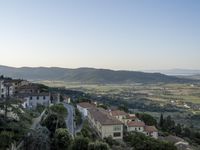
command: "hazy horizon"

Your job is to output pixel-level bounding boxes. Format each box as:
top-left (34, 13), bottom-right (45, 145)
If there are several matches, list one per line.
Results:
top-left (0, 0), bottom-right (200, 70)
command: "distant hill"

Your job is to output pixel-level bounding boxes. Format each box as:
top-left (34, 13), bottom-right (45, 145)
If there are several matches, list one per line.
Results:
top-left (180, 74), bottom-right (200, 80)
top-left (145, 69), bottom-right (200, 76)
top-left (0, 65), bottom-right (196, 84)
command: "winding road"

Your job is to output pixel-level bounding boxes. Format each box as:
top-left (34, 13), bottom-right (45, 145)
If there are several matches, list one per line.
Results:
top-left (63, 103), bottom-right (75, 136)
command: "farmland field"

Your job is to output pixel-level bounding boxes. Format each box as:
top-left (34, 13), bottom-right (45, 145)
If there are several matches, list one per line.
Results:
top-left (39, 81), bottom-right (200, 129)
top-left (39, 81), bottom-right (200, 104)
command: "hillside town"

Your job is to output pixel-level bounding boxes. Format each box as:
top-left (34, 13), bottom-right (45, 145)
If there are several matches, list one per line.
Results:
top-left (77, 102), bottom-right (158, 140)
top-left (0, 76), bottom-right (198, 150)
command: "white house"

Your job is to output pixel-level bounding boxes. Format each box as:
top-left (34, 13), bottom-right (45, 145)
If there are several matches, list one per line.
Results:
top-left (22, 93), bottom-right (51, 108)
top-left (77, 102), bottom-right (95, 117)
top-left (88, 108), bottom-right (124, 140)
top-left (126, 121), bottom-right (145, 132)
top-left (0, 80), bottom-right (14, 99)
top-left (110, 110), bottom-right (128, 124)
top-left (144, 126), bottom-right (158, 139)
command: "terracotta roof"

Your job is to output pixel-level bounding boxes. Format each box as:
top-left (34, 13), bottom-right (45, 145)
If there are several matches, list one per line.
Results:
top-left (16, 93), bottom-right (50, 98)
top-left (144, 126), bottom-right (158, 133)
top-left (127, 121), bottom-right (145, 127)
top-left (110, 110), bottom-right (128, 116)
top-left (77, 102), bottom-right (95, 109)
top-left (126, 114), bottom-right (137, 119)
top-left (88, 108), bottom-right (123, 125)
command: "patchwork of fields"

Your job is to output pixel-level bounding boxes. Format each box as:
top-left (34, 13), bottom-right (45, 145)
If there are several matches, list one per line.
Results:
top-left (39, 81), bottom-right (200, 129)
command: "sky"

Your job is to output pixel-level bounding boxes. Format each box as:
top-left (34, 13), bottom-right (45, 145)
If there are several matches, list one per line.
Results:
top-left (0, 0), bottom-right (200, 70)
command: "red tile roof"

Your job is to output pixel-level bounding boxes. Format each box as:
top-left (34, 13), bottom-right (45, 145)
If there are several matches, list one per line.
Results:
top-left (127, 121), bottom-right (145, 127)
top-left (126, 114), bottom-right (137, 119)
top-left (77, 102), bottom-right (95, 109)
top-left (144, 126), bottom-right (158, 133)
top-left (88, 108), bottom-right (123, 125)
top-left (110, 110), bottom-right (128, 116)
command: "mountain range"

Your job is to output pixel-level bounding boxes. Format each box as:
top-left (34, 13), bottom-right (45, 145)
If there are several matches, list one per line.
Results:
top-left (0, 65), bottom-right (196, 84)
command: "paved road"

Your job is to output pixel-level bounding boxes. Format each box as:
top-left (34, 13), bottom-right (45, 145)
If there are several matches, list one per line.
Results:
top-left (63, 103), bottom-right (75, 136)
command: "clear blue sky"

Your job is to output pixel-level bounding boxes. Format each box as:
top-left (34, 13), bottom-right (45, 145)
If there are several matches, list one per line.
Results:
top-left (0, 0), bottom-right (199, 70)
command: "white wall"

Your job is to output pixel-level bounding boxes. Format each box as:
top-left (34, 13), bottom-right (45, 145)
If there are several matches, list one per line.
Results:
top-left (25, 95), bottom-right (50, 108)
top-left (102, 125), bottom-right (123, 140)
top-left (127, 126), bottom-right (144, 132)
top-left (0, 81), bottom-right (14, 99)
top-left (77, 105), bottom-right (88, 117)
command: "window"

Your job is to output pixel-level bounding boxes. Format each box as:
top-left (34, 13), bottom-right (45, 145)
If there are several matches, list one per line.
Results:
top-left (30, 96), bottom-right (32, 100)
top-left (139, 127), bottom-right (140, 130)
top-left (113, 125), bottom-right (121, 131)
top-left (1, 89), bottom-right (4, 92)
top-left (37, 96), bottom-right (39, 100)
top-left (43, 96), bottom-right (46, 100)
top-left (113, 132), bottom-right (121, 137)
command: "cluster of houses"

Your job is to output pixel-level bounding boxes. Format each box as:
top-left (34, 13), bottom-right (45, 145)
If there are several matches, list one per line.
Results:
top-left (77, 102), bottom-right (158, 140)
top-left (0, 76), bottom-right (67, 109)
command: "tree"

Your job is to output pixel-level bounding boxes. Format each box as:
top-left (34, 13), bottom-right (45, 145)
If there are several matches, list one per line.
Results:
top-left (75, 107), bottom-right (82, 126)
top-left (103, 136), bottom-right (119, 147)
top-left (24, 126), bottom-right (50, 150)
top-left (159, 113), bottom-right (164, 128)
top-left (49, 104), bottom-right (67, 117)
top-left (118, 105), bottom-right (129, 113)
top-left (162, 115), bottom-right (175, 132)
top-left (0, 131), bottom-right (14, 149)
top-left (53, 128), bottom-right (72, 150)
top-left (71, 136), bottom-right (89, 150)
top-left (88, 142), bottom-right (110, 150)
top-left (174, 123), bottom-right (182, 136)
top-left (124, 132), bottom-right (177, 150)
top-left (136, 113), bottom-right (157, 126)
top-left (41, 113), bottom-right (66, 135)
top-left (183, 127), bottom-right (191, 137)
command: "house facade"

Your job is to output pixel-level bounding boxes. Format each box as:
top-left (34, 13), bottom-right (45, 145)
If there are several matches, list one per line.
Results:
top-left (110, 110), bottom-right (128, 124)
top-left (127, 121), bottom-right (145, 132)
top-left (0, 80), bottom-right (14, 99)
top-left (108, 109), bottom-right (158, 139)
top-left (88, 108), bottom-right (123, 140)
top-left (144, 126), bottom-right (158, 139)
top-left (22, 93), bottom-right (50, 108)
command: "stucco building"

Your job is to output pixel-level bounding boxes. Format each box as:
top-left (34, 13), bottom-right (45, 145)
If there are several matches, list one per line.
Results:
top-left (88, 108), bottom-right (123, 140)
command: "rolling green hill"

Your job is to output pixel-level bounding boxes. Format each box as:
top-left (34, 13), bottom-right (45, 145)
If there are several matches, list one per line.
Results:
top-left (0, 65), bottom-right (196, 84)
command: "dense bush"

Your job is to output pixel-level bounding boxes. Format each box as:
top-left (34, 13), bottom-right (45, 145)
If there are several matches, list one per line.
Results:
top-left (71, 136), bottom-right (89, 150)
top-left (53, 128), bottom-right (72, 150)
top-left (75, 107), bottom-right (82, 126)
top-left (88, 141), bottom-right (110, 150)
top-left (0, 131), bottom-right (14, 149)
top-left (41, 113), bottom-right (66, 135)
top-left (136, 113), bottom-right (157, 126)
top-left (24, 126), bottom-right (50, 150)
top-left (49, 103), bottom-right (67, 117)
top-left (159, 114), bottom-right (200, 145)
top-left (124, 132), bottom-right (177, 150)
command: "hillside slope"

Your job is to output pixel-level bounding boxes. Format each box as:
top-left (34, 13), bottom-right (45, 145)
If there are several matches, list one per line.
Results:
top-left (0, 65), bottom-right (195, 84)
